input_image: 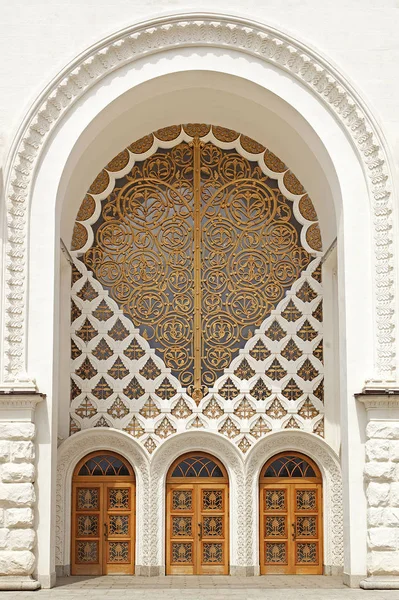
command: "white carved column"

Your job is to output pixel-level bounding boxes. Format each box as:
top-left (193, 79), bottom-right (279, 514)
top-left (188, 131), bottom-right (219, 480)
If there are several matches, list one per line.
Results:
top-left (0, 392), bottom-right (43, 590)
top-left (357, 391), bottom-right (399, 590)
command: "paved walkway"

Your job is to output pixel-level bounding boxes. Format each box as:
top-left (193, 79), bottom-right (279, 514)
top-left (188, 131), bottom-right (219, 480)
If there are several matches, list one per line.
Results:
top-left (3, 576), bottom-right (399, 599)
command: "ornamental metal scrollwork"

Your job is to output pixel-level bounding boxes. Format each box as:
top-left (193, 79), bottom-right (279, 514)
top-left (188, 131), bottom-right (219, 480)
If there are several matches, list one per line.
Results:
top-left (76, 130), bottom-right (317, 402)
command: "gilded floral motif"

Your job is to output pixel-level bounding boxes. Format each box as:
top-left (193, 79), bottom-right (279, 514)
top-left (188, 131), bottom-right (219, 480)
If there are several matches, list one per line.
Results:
top-left (202, 397), bottom-right (224, 419)
top-left (76, 280), bottom-right (98, 302)
top-left (123, 416), bottom-right (145, 438)
top-left (218, 378), bottom-right (239, 401)
top-left (76, 318), bottom-right (98, 343)
top-left (107, 357), bottom-right (129, 379)
top-left (92, 299), bottom-right (113, 321)
top-left (92, 338), bottom-right (113, 360)
top-left (123, 377), bottom-right (145, 400)
top-left (266, 398), bottom-right (287, 419)
top-left (171, 397), bottom-right (193, 419)
top-left (297, 359), bottom-right (319, 381)
top-left (281, 299), bottom-right (302, 322)
top-left (155, 417), bottom-right (176, 438)
top-left (265, 320), bottom-right (287, 341)
top-left (91, 377), bottom-right (113, 400)
top-left (282, 378), bottom-right (303, 401)
top-left (296, 281), bottom-right (317, 303)
top-left (250, 378), bottom-right (271, 401)
top-left (218, 417), bottom-right (240, 438)
top-left (107, 397), bottom-right (129, 419)
top-left (265, 358), bottom-right (287, 381)
top-left (249, 339), bottom-right (271, 361)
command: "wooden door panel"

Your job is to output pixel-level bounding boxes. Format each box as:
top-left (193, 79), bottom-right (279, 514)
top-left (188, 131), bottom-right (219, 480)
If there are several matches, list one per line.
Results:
top-left (260, 485), bottom-right (290, 574)
top-left (260, 483), bottom-right (322, 575)
top-left (72, 484), bottom-right (103, 575)
top-left (104, 483), bottom-right (134, 574)
top-left (198, 485), bottom-right (227, 574)
top-left (72, 480), bottom-right (135, 576)
top-left (292, 484), bottom-right (322, 574)
top-left (166, 483), bottom-right (228, 575)
top-left (167, 485), bottom-right (196, 574)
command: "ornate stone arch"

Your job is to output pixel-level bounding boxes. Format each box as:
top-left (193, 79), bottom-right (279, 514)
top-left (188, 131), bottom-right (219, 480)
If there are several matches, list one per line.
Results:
top-left (56, 428), bottom-right (150, 574)
top-left (245, 430), bottom-right (343, 573)
top-left (2, 12), bottom-right (395, 390)
top-left (150, 431), bottom-right (245, 573)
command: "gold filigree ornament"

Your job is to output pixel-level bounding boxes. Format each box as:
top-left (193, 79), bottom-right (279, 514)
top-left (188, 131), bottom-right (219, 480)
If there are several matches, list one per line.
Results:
top-left (72, 126), bottom-right (322, 406)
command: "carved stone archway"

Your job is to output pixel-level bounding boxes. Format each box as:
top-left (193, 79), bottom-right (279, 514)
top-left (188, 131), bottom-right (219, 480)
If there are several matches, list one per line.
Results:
top-left (245, 431), bottom-right (343, 574)
top-left (56, 428), bottom-right (150, 575)
top-left (2, 12), bottom-right (395, 389)
top-left (150, 431), bottom-right (245, 574)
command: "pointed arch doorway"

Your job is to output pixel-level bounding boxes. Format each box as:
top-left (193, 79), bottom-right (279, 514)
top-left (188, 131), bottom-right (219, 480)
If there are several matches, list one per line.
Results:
top-left (260, 452), bottom-right (323, 574)
top-left (71, 451), bottom-right (135, 575)
top-left (166, 452), bottom-right (229, 575)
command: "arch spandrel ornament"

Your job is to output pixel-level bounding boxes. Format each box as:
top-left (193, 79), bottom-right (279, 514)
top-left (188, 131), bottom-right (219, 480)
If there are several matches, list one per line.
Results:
top-left (2, 13), bottom-right (395, 391)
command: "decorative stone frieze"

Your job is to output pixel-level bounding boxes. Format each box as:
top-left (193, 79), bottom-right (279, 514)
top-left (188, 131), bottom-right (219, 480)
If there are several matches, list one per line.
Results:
top-left (357, 391), bottom-right (399, 590)
top-left (0, 393), bottom-right (43, 591)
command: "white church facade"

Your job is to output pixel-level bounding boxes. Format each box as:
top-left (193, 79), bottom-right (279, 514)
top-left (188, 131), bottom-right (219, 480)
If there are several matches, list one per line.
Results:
top-left (0, 3), bottom-right (398, 591)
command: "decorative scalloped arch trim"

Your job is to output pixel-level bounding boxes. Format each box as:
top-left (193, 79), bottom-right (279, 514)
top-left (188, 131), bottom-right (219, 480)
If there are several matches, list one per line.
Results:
top-left (3, 12), bottom-right (394, 385)
top-left (245, 430), bottom-right (343, 568)
top-left (56, 428), bottom-right (150, 570)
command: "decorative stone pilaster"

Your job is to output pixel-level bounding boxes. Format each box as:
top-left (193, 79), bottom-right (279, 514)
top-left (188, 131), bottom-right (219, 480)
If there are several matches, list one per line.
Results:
top-left (0, 391), bottom-right (44, 591)
top-left (357, 390), bottom-right (399, 590)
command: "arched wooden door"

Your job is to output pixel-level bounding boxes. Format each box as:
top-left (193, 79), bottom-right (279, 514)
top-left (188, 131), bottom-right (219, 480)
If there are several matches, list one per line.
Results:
top-left (71, 451), bottom-right (135, 575)
top-left (166, 453), bottom-right (229, 575)
top-left (259, 452), bottom-right (323, 575)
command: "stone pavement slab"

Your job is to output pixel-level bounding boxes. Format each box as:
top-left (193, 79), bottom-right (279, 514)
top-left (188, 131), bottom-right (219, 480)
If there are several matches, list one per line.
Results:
top-left (2, 577), bottom-right (399, 599)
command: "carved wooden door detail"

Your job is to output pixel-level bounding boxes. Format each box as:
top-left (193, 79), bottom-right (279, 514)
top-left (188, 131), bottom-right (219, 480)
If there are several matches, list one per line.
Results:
top-left (71, 452), bottom-right (135, 575)
top-left (166, 453), bottom-right (229, 575)
top-left (259, 453), bottom-right (322, 575)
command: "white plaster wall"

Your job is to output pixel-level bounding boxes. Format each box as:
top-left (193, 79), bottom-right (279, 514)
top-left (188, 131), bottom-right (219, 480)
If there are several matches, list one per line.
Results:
top-left (0, 1), bottom-right (398, 175)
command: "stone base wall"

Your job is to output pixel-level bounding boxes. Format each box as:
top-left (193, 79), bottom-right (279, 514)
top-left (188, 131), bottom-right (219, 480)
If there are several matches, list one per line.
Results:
top-left (0, 423), bottom-right (36, 578)
top-left (365, 420), bottom-right (399, 576)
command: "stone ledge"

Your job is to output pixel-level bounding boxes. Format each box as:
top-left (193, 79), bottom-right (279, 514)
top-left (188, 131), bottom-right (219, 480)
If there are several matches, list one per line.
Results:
top-left (360, 576), bottom-right (399, 589)
top-left (356, 389), bottom-right (399, 411)
top-left (0, 575), bottom-right (40, 590)
top-left (0, 392), bottom-right (44, 422)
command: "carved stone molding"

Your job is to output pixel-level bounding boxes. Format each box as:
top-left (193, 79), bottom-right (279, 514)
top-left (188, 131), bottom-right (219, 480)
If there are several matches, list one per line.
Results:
top-left (245, 431), bottom-right (343, 568)
top-left (56, 428), bottom-right (150, 571)
top-left (357, 391), bottom-right (399, 425)
top-left (3, 13), bottom-right (394, 387)
top-left (0, 392), bottom-right (44, 421)
top-left (150, 431), bottom-right (245, 568)
top-left (56, 428), bottom-right (343, 572)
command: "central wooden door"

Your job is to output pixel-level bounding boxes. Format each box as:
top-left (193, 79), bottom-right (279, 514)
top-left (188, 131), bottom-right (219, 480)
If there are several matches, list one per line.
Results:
top-left (166, 453), bottom-right (229, 575)
top-left (259, 452), bottom-right (323, 575)
top-left (71, 452), bottom-right (135, 575)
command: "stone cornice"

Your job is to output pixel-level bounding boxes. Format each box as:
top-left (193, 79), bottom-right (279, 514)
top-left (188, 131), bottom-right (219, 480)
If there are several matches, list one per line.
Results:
top-left (356, 389), bottom-right (399, 410)
top-left (0, 392), bottom-right (45, 421)
top-left (2, 12), bottom-right (395, 385)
